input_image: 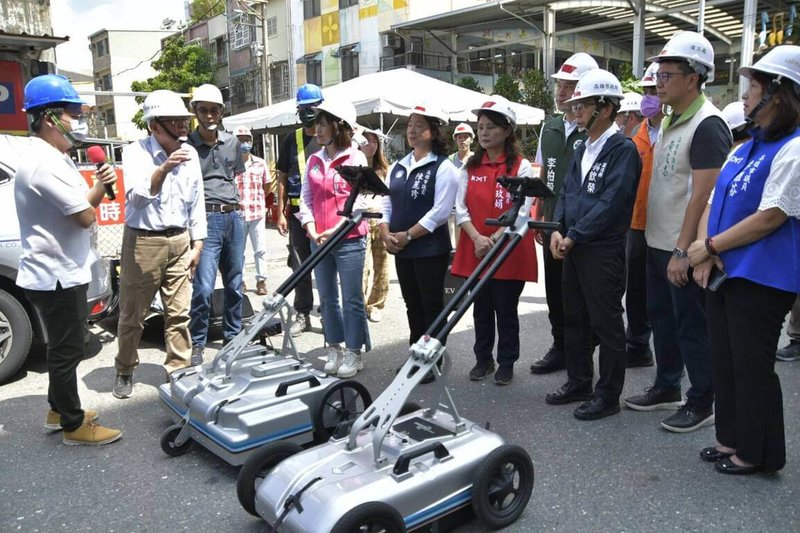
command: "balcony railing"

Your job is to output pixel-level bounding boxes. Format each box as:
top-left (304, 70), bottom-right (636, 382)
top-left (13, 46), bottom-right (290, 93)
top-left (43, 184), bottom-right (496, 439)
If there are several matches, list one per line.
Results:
top-left (380, 51), bottom-right (452, 72)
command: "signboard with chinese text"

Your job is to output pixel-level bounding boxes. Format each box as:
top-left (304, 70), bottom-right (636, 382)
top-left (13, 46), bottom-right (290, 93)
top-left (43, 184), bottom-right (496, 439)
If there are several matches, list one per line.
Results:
top-left (79, 168), bottom-right (126, 225)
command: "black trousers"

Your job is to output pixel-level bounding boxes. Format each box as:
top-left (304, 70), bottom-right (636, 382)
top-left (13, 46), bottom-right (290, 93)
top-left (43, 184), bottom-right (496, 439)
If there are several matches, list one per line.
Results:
top-left (562, 244), bottom-right (627, 402)
top-left (625, 229), bottom-right (651, 354)
top-left (472, 278), bottom-right (525, 367)
top-left (287, 209), bottom-right (314, 314)
top-left (395, 253), bottom-right (449, 345)
top-left (543, 233), bottom-right (565, 350)
top-left (706, 277), bottom-right (795, 472)
top-left (25, 283), bottom-right (88, 432)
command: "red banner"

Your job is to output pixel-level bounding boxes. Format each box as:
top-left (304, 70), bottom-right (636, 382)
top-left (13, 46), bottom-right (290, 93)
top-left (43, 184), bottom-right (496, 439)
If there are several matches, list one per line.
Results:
top-left (79, 168), bottom-right (126, 226)
top-left (0, 61), bottom-right (29, 135)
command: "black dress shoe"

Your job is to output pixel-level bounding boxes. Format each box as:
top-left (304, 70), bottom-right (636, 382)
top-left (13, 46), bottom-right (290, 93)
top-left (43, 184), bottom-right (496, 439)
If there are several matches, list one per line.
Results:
top-left (626, 347), bottom-right (655, 368)
top-left (545, 381), bottom-right (592, 405)
top-left (530, 346), bottom-right (566, 374)
top-left (574, 396), bottom-right (621, 420)
top-left (700, 447), bottom-right (734, 463)
top-left (715, 457), bottom-right (763, 475)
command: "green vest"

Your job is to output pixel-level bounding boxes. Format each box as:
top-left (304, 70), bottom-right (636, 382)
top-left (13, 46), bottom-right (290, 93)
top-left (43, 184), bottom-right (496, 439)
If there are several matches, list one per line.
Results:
top-left (539, 116), bottom-right (587, 221)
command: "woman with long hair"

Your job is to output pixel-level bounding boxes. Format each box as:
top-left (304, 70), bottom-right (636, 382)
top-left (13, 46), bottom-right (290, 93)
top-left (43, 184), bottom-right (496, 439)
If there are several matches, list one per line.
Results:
top-left (451, 96), bottom-right (538, 386)
top-left (688, 45), bottom-right (800, 475)
top-left (296, 99), bottom-right (369, 378)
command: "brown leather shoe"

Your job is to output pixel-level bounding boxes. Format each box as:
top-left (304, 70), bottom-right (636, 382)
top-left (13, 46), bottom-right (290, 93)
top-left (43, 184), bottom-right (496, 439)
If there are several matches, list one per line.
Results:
top-left (44, 409), bottom-right (98, 432)
top-left (256, 279), bottom-right (268, 295)
top-left (63, 420), bottom-right (122, 446)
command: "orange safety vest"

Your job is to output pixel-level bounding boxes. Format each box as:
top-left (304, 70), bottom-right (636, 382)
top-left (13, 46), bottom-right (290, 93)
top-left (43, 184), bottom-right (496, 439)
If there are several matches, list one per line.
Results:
top-left (630, 118), bottom-right (656, 231)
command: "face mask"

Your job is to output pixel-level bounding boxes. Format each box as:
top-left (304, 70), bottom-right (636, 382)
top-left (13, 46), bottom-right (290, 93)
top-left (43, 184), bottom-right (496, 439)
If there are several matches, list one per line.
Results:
top-left (240, 142), bottom-right (252, 153)
top-left (298, 107), bottom-right (318, 127)
top-left (68, 119), bottom-right (89, 140)
top-left (640, 95), bottom-right (662, 119)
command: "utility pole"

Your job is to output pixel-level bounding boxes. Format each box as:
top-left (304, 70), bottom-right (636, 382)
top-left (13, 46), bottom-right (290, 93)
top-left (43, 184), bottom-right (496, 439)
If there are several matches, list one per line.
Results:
top-left (261, 0), bottom-right (271, 107)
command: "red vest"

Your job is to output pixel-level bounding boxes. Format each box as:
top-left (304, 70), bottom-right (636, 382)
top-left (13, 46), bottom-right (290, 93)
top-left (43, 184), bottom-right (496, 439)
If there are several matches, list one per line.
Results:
top-left (451, 154), bottom-right (538, 282)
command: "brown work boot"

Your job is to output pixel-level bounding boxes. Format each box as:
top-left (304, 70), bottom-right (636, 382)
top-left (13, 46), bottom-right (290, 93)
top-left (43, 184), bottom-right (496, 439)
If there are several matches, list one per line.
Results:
top-left (44, 409), bottom-right (98, 432)
top-left (63, 420), bottom-right (122, 446)
top-left (256, 279), bottom-right (268, 295)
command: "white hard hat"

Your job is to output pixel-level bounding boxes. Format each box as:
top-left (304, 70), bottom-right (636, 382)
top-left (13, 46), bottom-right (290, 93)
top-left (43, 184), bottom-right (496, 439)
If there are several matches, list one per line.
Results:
top-left (233, 125), bottom-right (252, 137)
top-left (648, 31), bottom-right (715, 83)
top-left (639, 63), bottom-right (659, 87)
top-left (619, 92), bottom-right (643, 114)
top-left (739, 44), bottom-right (800, 92)
top-left (316, 99), bottom-right (358, 130)
top-left (190, 84), bottom-right (225, 107)
top-left (552, 52), bottom-right (599, 81)
top-left (452, 122), bottom-right (474, 139)
top-left (409, 102), bottom-right (448, 125)
top-left (566, 69), bottom-right (624, 104)
top-left (472, 95), bottom-right (517, 128)
top-left (142, 90), bottom-right (192, 123)
top-left (720, 101), bottom-right (748, 131)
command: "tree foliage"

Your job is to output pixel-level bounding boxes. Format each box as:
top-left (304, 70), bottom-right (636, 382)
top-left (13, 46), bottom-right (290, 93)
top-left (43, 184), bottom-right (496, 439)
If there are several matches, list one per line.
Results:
top-left (493, 73), bottom-right (521, 102)
top-left (614, 62), bottom-right (641, 94)
top-left (189, 0), bottom-right (225, 23)
top-left (520, 69), bottom-right (552, 114)
top-left (130, 37), bottom-right (214, 130)
top-left (456, 76), bottom-right (484, 93)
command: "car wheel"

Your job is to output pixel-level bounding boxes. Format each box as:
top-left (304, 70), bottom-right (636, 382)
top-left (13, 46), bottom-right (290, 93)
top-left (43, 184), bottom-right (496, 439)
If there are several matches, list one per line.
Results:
top-left (471, 444), bottom-right (534, 529)
top-left (236, 440), bottom-right (302, 517)
top-left (0, 288), bottom-right (33, 384)
top-left (330, 502), bottom-right (406, 533)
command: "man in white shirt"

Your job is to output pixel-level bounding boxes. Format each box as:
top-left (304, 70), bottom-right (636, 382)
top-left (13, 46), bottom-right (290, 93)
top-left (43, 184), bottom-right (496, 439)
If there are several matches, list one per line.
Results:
top-left (16, 74), bottom-right (121, 445)
top-left (112, 90), bottom-right (206, 399)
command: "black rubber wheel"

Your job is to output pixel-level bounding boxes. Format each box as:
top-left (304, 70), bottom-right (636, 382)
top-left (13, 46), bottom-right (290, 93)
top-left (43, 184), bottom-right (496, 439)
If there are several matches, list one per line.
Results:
top-left (330, 501), bottom-right (406, 533)
top-left (313, 380), bottom-right (372, 441)
top-left (471, 444), bottom-right (534, 529)
top-left (399, 401), bottom-right (422, 416)
top-left (0, 288), bottom-right (33, 384)
top-left (237, 440), bottom-right (302, 517)
top-left (159, 424), bottom-right (192, 457)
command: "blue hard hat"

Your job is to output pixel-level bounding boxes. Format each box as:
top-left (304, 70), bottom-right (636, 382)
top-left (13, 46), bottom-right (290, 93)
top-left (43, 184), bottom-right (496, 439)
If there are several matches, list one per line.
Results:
top-left (22, 74), bottom-right (85, 112)
top-left (296, 83), bottom-right (323, 106)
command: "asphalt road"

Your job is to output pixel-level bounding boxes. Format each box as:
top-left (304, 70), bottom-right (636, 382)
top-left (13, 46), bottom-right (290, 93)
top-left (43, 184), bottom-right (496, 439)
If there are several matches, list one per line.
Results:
top-left (2, 226), bottom-right (798, 532)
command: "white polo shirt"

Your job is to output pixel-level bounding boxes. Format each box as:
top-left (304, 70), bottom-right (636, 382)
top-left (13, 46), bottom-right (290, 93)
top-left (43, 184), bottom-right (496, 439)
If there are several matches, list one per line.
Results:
top-left (14, 137), bottom-right (94, 290)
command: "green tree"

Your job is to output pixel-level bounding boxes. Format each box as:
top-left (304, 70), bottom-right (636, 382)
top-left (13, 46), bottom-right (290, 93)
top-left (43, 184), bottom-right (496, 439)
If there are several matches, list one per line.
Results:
top-left (493, 73), bottom-right (521, 102)
top-left (614, 62), bottom-right (641, 94)
top-left (130, 37), bottom-right (214, 130)
top-left (189, 0), bottom-right (225, 23)
top-left (456, 76), bottom-right (484, 93)
top-left (520, 69), bottom-right (552, 114)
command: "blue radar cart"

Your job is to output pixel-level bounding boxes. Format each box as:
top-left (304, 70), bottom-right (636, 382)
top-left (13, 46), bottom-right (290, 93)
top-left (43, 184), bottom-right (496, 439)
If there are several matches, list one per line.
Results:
top-left (242, 176), bottom-right (559, 532)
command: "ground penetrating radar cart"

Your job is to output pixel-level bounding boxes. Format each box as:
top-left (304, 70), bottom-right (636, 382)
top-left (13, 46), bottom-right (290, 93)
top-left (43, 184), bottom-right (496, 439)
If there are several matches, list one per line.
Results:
top-left (246, 176), bottom-right (558, 532)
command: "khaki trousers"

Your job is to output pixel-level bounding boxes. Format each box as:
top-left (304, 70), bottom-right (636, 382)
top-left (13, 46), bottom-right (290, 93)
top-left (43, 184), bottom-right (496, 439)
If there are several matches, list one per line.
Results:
top-left (363, 218), bottom-right (389, 312)
top-left (115, 227), bottom-right (192, 374)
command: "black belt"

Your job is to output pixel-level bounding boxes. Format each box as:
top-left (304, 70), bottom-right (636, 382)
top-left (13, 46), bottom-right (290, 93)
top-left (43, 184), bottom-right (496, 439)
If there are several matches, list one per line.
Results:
top-left (205, 203), bottom-right (241, 213)
top-left (128, 226), bottom-right (187, 237)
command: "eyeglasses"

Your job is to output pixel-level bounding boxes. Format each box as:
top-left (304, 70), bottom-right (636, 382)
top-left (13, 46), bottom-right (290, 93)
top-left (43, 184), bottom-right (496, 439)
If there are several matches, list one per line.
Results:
top-left (570, 102), bottom-right (595, 113)
top-left (160, 118), bottom-right (190, 127)
top-left (196, 106), bottom-right (222, 116)
top-left (654, 71), bottom-right (688, 83)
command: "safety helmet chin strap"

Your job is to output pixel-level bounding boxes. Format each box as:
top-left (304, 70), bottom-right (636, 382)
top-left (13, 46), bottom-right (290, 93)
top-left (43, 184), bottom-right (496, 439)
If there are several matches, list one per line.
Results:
top-left (745, 76), bottom-right (783, 126)
top-left (582, 98), bottom-right (603, 132)
top-left (46, 109), bottom-right (82, 147)
top-left (154, 118), bottom-right (188, 143)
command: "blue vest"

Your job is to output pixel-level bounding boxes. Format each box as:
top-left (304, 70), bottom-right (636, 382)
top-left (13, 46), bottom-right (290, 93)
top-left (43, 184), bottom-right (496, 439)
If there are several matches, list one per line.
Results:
top-left (708, 128), bottom-right (800, 293)
top-left (389, 155), bottom-right (451, 259)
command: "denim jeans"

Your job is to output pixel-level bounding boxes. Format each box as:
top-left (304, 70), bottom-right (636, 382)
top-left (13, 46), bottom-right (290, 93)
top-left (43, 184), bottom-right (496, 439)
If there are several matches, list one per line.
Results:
top-left (190, 211), bottom-right (245, 346)
top-left (646, 246), bottom-right (713, 408)
top-left (244, 217), bottom-right (267, 282)
top-left (311, 236), bottom-right (369, 351)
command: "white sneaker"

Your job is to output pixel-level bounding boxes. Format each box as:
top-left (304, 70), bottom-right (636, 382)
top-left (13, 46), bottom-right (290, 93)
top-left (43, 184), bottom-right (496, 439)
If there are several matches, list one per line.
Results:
top-left (337, 349), bottom-right (363, 378)
top-left (368, 308), bottom-right (383, 323)
top-left (323, 345), bottom-right (343, 375)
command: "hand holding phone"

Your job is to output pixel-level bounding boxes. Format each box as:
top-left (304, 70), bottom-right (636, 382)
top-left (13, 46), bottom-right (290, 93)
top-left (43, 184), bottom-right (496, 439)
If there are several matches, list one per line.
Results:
top-left (707, 266), bottom-right (728, 292)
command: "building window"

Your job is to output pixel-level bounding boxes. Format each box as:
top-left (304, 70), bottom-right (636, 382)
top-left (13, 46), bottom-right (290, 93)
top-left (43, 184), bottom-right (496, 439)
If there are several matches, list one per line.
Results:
top-left (231, 71), bottom-right (258, 106)
top-left (266, 16), bottom-right (278, 38)
top-left (94, 38), bottom-right (108, 57)
top-left (212, 36), bottom-right (228, 65)
top-left (468, 49), bottom-right (491, 74)
top-left (95, 74), bottom-right (113, 90)
top-left (104, 109), bottom-right (116, 125)
top-left (304, 0), bottom-right (321, 19)
top-left (270, 61), bottom-right (289, 100)
top-left (341, 48), bottom-right (359, 82)
top-left (306, 60), bottom-right (322, 86)
top-left (231, 13), bottom-right (255, 50)
top-left (339, 0), bottom-right (358, 7)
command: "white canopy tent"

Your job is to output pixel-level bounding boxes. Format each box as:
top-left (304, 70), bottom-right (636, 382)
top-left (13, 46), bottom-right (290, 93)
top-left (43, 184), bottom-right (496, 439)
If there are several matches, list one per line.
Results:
top-left (224, 68), bottom-right (545, 132)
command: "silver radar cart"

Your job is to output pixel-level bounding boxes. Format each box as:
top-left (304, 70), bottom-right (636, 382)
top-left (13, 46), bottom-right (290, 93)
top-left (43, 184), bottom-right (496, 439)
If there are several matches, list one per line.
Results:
top-left (157, 166), bottom-right (388, 490)
top-left (247, 177), bottom-right (559, 533)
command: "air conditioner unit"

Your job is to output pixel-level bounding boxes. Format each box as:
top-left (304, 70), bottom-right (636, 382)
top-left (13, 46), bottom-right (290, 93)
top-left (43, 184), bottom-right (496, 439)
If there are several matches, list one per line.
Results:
top-left (382, 34), bottom-right (402, 49)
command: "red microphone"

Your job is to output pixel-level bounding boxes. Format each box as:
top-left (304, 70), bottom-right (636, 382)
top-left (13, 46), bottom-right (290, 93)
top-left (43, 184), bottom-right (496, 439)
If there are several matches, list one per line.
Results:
top-left (86, 145), bottom-right (115, 200)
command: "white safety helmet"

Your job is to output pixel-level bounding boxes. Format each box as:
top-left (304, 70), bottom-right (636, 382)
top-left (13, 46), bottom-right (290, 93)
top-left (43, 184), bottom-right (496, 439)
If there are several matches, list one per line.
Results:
top-left (739, 44), bottom-right (800, 94)
top-left (619, 92), bottom-right (643, 114)
top-left (638, 63), bottom-right (659, 87)
top-left (409, 102), bottom-right (448, 125)
top-left (648, 31), bottom-right (715, 83)
top-left (472, 95), bottom-right (517, 128)
top-left (190, 84), bottom-right (225, 108)
top-left (720, 101), bottom-right (748, 131)
top-left (315, 99), bottom-right (358, 130)
top-left (233, 125), bottom-right (252, 138)
top-left (552, 52), bottom-right (599, 81)
top-left (452, 122), bottom-right (474, 139)
top-left (141, 90), bottom-right (193, 124)
top-left (566, 69), bottom-right (624, 104)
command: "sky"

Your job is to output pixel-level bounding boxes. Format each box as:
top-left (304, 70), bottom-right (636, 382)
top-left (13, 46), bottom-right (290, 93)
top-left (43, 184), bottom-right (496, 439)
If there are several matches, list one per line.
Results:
top-left (50, 0), bottom-right (188, 74)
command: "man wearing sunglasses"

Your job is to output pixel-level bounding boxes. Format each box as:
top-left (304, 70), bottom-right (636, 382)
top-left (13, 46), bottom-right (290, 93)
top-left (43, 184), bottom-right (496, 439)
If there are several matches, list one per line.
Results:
top-left (275, 83), bottom-right (324, 337)
top-left (624, 31), bottom-right (732, 433)
top-left (113, 90), bottom-right (207, 399)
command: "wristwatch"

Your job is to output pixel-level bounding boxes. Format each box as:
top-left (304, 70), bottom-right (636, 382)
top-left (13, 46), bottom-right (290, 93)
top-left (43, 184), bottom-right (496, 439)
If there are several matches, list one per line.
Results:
top-left (672, 247), bottom-right (688, 258)
top-left (406, 230), bottom-right (413, 242)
